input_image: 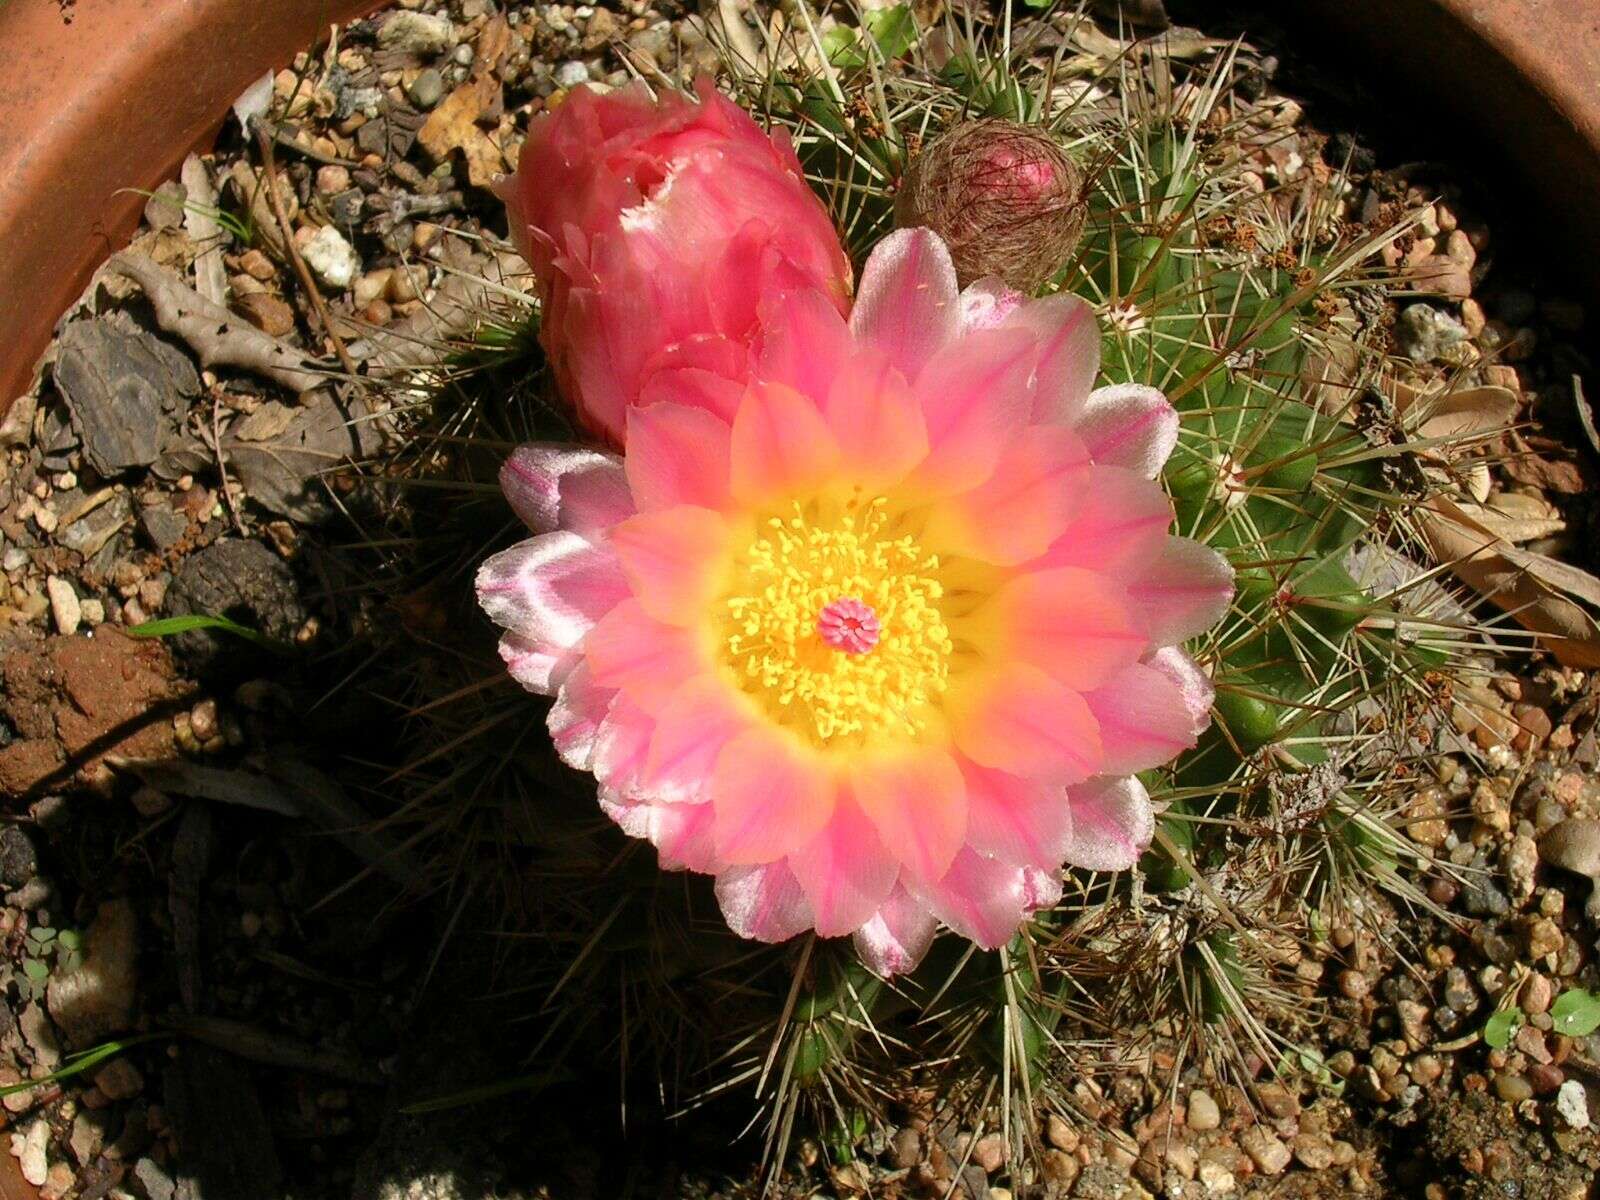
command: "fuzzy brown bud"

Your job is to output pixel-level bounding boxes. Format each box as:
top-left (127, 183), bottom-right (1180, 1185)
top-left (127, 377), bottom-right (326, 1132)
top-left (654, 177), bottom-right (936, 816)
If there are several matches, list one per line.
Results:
top-left (894, 119), bottom-right (1086, 294)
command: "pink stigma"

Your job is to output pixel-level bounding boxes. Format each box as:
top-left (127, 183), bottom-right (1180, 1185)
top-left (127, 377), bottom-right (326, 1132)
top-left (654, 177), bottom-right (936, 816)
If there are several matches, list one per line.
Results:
top-left (817, 597), bottom-right (881, 654)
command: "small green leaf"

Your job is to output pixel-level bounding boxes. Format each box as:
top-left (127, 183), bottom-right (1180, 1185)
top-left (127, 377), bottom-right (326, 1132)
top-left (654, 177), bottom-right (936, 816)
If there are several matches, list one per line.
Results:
top-left (1550, 989), bottom-right (1600, 1038)
top-left (21, 959), bottom-right (48, 983)
top-left (1483, 1008), bottom-right (1524, 1049)
top-left (821, 25), bottom-right (861, 67)
top-left (862, 5), bottom-right (915, 60)
top-left (56, 930), bottom-right (80, 951)
top-left (127, 613), bottom-right (289, 654)
top-left (27, 927), bottom-right (55, 944)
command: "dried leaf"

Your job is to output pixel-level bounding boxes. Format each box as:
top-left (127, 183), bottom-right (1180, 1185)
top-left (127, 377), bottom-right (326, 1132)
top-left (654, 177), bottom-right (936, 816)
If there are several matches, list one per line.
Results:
top-left (231, 402), bottom-right (298, 443)
top-left (1446, 492), bottom-right (1567, 545)
top-left (108, 253), bottom-right (328, 394)
top-left (1414, 385), bottom-right (1519, 443)
top-left (1576, 375), bottom-right (1600, 455)
top-left (1420, 496), bottom-right (1600, 667)
top-left (417, 75), bottom-right (508, 190)
top-left (181, 154), bottom-right (229, 306)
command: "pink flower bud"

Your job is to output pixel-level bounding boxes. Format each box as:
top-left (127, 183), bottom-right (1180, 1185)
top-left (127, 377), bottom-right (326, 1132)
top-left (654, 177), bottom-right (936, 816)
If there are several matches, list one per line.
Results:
top-left (498, 78), bottom-right (853, 445)
top-left (894, 119), bottom-right (1086, 294)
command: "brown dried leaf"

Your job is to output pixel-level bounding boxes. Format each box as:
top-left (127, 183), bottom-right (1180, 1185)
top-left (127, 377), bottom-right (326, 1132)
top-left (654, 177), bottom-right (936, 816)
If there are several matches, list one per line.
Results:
top-left (1502, 438), bottom-right (1587, 494)
top-left (417, 75), bottom-right (508, 190)
top-left (1414, 385), bottom-right (1519, 443)
top-left (1443, 492), bottom-right (1566, 546)
top-left (108, 254), bottom-right (328, 394)
top-left (1420, 496), bottom-right (1600, 667)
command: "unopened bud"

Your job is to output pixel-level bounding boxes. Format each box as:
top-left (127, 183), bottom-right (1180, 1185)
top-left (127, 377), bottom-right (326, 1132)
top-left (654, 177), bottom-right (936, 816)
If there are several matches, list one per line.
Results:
top-left (895, 119), bottom-right (1086, 293)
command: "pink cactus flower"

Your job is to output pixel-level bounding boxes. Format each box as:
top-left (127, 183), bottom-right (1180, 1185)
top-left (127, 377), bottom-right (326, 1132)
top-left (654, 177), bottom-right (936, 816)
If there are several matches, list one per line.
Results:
top-left (477, 229), bottom-right (1233, 976)
top-left (498, 77), bottom-right (854, 447)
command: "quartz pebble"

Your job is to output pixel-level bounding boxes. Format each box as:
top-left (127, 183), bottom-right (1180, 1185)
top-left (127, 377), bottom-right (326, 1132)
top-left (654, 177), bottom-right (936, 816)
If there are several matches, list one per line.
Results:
top-left (1555, 1079), bottom-right (1590, 1129)
top-left (378, 11), bottom-right (454, 55)
top-left (300, 225), bottom-right (361, 290)
top-left (46, 576), bottom-right (81, 635)
top-left (1186, 1089), bottom-right (1221, 1131)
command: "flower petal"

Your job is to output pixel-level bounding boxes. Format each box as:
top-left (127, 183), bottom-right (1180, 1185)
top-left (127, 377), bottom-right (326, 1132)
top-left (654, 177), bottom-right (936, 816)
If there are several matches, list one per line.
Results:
top-left (729, 380), bottom-right (841, 506)
top-left (499, 445), bottom-right (632, 537)
top-left (599, 790), bottom-right (720, 872)
top-left (476, 532), bottom-right (630, 664)
top-left (624, 403), bottom-right (733, 512)
top-left (547, 663), bottom-right (616, 771)
top-left (591, 692), bottom-right (656, 792)
top-left (715, 860), bottom-right (815, 943)
top-left (1022, 866), bottom-right (1063, 911)
top-left (960, 761), bottom-right (1073, 870)
top-left (712, 729), bottom-right (835, 864)
top-left (1063, 775), bottom-right (1156, 871)
top-left (958, 277), bottom-right (1025, 333)
top-left (1074, 384), bottom-right (1179, 477)
top-left (854, 885), bottom-right (939, 977)
top-left (583, 597), bottom-right (705, 711)
top-left (911, 327), bottom-right (1038, 494)
top-left (787, 795), bottom-right (898, 937)
top-left (607, 506), bottom-right (730, 624)
top-left (850, 227), bottom-right (960, 383)
top-left (1029, 466), bottom-right (1173, 576)
top-left (822, 350), bottom-right (928, 490)
top-left (640, 676), bottom-right (753, 804)
top-left (756, 288), bottom-right (854, 403)
top-left (635, 365), bottom-right (746, 426)
top-left (496, 631), bottom-right (572, 694)
top-left (1145, 646), bottom-right (1216, 738)
top-left (1082, 662), bottom-right (1201, 773)
top-left (950, 663), bottom-right (1103, 785)
top-left (986, 567), bottom-right (1146, 692)
top-left (1007, 291), bottom-right (1099, 425)
top-left (1121, 538), bottom-right (1236, 645)
top-left (853, 748), bottom-right (968, 883)
top-left (927, 425), bottom-right (1090, 565)
top-left (914, 848), bottom-right (1029, 950)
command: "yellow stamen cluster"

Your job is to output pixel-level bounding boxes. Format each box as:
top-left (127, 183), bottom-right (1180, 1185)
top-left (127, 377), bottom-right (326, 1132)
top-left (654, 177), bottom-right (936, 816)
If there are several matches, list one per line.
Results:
top-left (721, 494), bottom-right (952, 746)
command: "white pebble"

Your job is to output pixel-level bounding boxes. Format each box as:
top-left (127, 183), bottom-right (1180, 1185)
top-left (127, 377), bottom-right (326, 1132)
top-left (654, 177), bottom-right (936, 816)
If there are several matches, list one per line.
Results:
top-left (377, 11), bottom-right (455, 56)
top-left (554, 61), bottom-right (591, 89)
top-left (2, 547), bottom-right (27, 572)
top-left (17, 1119), bottom-right (48, 1186)
top-left (46, 576), bottom-right (81, 635)
top-left (79, 598), bottom-right (106, 627)
top-left (1556, 1079), bottom-right (1591, 1130)
top-left (1197, 1160), bottom-right (1235, 1195)
top-left (300, 225), bottom-right (361, 291)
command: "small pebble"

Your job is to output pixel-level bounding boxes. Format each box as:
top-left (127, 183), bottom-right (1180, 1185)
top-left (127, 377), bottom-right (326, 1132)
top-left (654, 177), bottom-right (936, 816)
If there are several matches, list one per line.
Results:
top-left (46, 576), bottom-right (81, 635)
top-left (1494, 1073), bottom-right (1533, 1103)
top-left (972, 1132), bottom-right (1005, 1173)
top-left (378, 11), bottom-right (454, 56)
top-left (408, 68), bottom-right (445, 109)
top-left (1239, 1125), bottom-right (1291, 1176)
top-left (555, 60), bottom-right (591, 89)
top-left (1555, 1079), bottom-right (1590, 1129)
top-left (1338, 968), bottom-right (1371, 1000)
top-left (1291, 1133), bottom-right (1335, 1171)
top-left (1045, 1113), bottom-right (1078, 1151)
top-left (1197, 1160), bottom-right (1235, 1194)
top-left (315, 164), bottom-right (351, 195)
top-left (300, 225), bottom-right (361, 290)
top-left (1186, 1089), bottom-right (1221, 1131)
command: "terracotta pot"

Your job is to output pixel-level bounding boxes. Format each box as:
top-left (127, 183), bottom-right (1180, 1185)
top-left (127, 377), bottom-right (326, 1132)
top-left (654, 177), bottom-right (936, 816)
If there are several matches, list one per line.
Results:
top-left (1297, 0), bottom-right (1600, 271)
top-left (0, 0), bottom-right (384, 412)
top-left (2, 0), bottom-right (1599, 416)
